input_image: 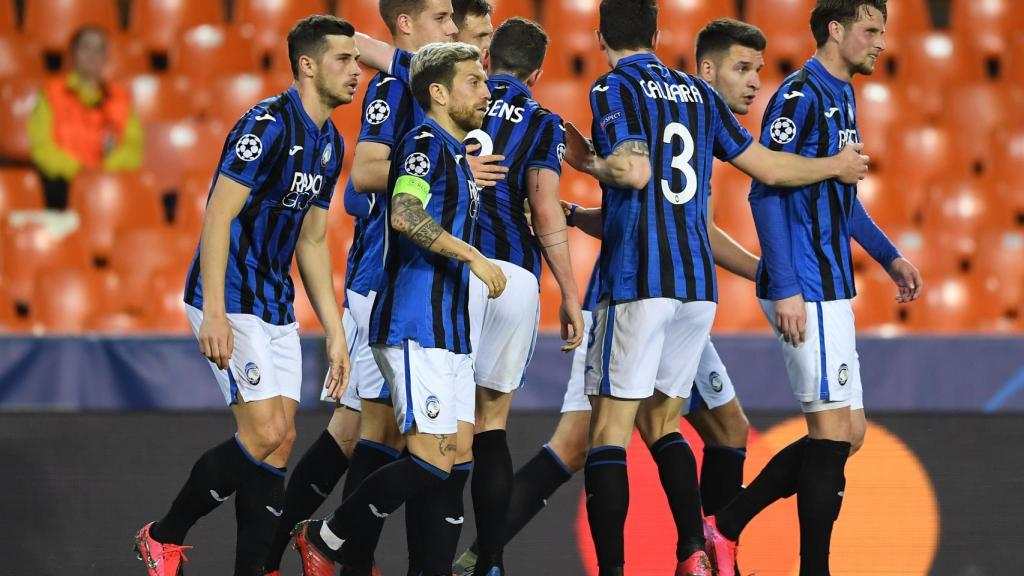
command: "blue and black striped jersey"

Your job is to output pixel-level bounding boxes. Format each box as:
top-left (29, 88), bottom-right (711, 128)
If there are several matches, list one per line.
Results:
top-left (583, 257), bottom-right (601, 312)
top-left (184, 87), bottom-right (343, 325)
top-left (344, 50), bottom-right (423, 297)
top-left (369, 118), bottom-right (481, 353)
top-left (590, 53), bottom-right (753, 304)
top-left (750, 57), bottom-right (899, 302)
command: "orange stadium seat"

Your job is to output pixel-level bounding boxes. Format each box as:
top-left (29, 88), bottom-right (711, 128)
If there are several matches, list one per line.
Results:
top-left (22, 0), bottom-right (119, 52)
top-left (854, 173), bottom-right (912, 229)
top-left (713, 272), bottom-right (767, 332)
top-left (992, 126), bottom-right (1024, 222)
top-left (850, 266), bottom-right (901, 331)
top-left (539, 0), bottom-right (606, 79)
top-left (106, 32), bottom-right (150, 79)
top-left (901, 273), bottom-right (999, 332)
top-left (0, 284), bottom-right (29, 332)
top-left (1005, 34), bottom-right (1024, 85)
top-left (145, 265), bottom-right (193, 332)
top-left (883, 225), bottom-right (956, 277)
top-left (68, 171), bottom-right (166, 262)
top-left (0, 168), bottom-right (45, 216)
top-left (233, 0), bottom-right (330, 53)
top-left (197, 73), bottom-right (275, 126)
top-left (129, 73), bottom-right (195, 122)
top-left (886, 123), bottom-right (954, 209)
top-left (171, 25), bottom-right (262, 82)
top-left (337, 0), bottom-right (391, 44)
top-left (974, 230), bottom-right (1024, 321)
top-left (492, 0), bottom-right (537, 23)
top-left (0, 77), bottom-right (41, 162)
top-left (941, 83), bottom-right (1012, 175)
top-left (875, 0), bottom-right (932, 64)
top-left (0, 0), bottom-right (13, 34)
top-left (951, 0), bottom-right (1022, 65)
top-left (143, 119), bottom-right (225, 193)
top-left (851, 79), bottom-right (902, 166)
top-left (2, 224), bottom-right (91, 307)
top-left (109, 227), bottom-right (192, 316)
top-left (31, 267), bottom-right (112, 333)
top-left (655, 0), bottom-right (738, 72)
top-left (897, 32), bottom-right (982, 118)
top-left (923, 177), bottom-right (1013, 240)
top-left (0, 35), bottom-right (42, 79)
top-left (130, 0), bottom-right (226, 53)
top-left (530, 78), bottom-right (592, 134)
top-left (745, 0), bottom-right (817, 76)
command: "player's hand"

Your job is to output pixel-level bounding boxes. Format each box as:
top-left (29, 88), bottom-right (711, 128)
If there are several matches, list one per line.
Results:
top-left (559, 297), bottom-right (585, 352)
top-left (465, 143), bottom-right (509, 187)
top-left (887, 257), bottom-right (923, 303)
top-left (323, 333), bottom-right (352, 400)
top-left (468, 250), bottom-right (507, 298)
top-left (834, 143), bottom-right (869, 184)
top-left (199, 312), bottom-right (233, 370)
top-left (563, 123), bottom-right (597, 174)
top-left (774, 293), bottom-right (807, 347)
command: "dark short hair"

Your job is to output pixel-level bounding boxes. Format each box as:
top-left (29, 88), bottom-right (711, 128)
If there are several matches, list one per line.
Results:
top-left (810, 0), bottom-right (887, 48)
top-left (453, 0), bottom-right (493, 29)
top-left (599, 0), bottom-right (658, 52)
top-left (70, 25), bottom-right (107, 52)
top-left (287, 15), bottom-right (355, 79)
top-left (489, 17), bottom-right (547, 79)
top-left (380, 0), bottom-right (429, 35)
top-left (695, 18), bottom-right (767, 64)
top-left (410, 42), bottom-right (482, 110)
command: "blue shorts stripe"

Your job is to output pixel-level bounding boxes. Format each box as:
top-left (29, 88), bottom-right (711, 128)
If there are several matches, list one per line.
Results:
top-left (816, 302), bottom-right (829, 401)
top-left (403, 340), bottom-right (416, 433)
top-left (226, 368), bottom-right (239, 405)
top-left (600, 303), bottom-right (617, 396)
top-left (690, 380), bottom-right (707, 413)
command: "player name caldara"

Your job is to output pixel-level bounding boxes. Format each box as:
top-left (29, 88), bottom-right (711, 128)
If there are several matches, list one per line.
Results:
top-left (640, 79), bottom-right (704, 104)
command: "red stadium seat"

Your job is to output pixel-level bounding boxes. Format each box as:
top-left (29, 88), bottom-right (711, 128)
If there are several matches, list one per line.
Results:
top-left (129, 73), bottom-right (195, 122)
top-left (745, 0), bottom-right (816, 76)
top-left (22, 0), bottom-right (119, 52)
top-left (0, 283), bottom-right (29, 332)
top-left (171, 25), bottom-right (262, 82)
top-left (0, 35), bottom-right (43, 79)
top-left (656, 0), bottom-right (738, 72)
top-left (2, 224), bottom-right (91, 307)
top-left (0, 77), bottom-right (42, 162)
top-left (0, 168), bottom-right (45, 216)
top-left (68, 171), bottom-right (166, 262)
top-left (130, 0), bottom-right (226, 53)
top-left (234, 0), bottom-right (330, 54)
top-left (31, 267), bottom-right (113, 333)
top-left (1005, 34), bottom-right (1024, 85)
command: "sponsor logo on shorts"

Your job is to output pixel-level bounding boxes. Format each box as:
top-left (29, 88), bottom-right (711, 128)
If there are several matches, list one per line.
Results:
top-left (244, 362), bottom-right (261, 386)
top-left (838, 364), bottom-right (849, 386)
top-left (425, 395), bottom-right (441, 419)
top-left (709, 371), bottom-right (723, 393)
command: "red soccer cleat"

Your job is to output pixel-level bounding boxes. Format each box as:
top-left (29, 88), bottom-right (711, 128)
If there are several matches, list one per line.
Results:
top-left (263, 572), bottom-right (280, 576)
top-left (703, 516), bottom-right (739, 576)
top-left (133, 522), bottom-right (192, 576)
top-left (675, 550), bottom-right (713, 576)
top-left (293, 520), bottom-right (338, 576)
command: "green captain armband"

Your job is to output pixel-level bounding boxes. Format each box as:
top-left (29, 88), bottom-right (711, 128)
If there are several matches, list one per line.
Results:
top-left (393, 174), bottom-right (432, 206)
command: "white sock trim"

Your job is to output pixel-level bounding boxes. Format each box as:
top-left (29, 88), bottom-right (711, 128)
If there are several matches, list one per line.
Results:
top-left (319, 521), bottom-right (345, 551)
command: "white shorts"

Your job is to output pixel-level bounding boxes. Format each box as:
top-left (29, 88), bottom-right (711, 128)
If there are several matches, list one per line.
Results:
top-left (186, 304), bottom-right (302, 405)
top-left (682, 338), bottom-right (737, 415)
top-left (560, 310), bottom-right (594, 413)
top-left (584, 297), bottom-right (717, 400)
top-left (319, 290), bottom-right (389, 406)
top-left (321, 302), bottom-right (363, 410)
top-left (759, 298), bottom-right (863, 413)
top-left (371, 340), bottom-right (476, 435)
top-left (469, 259), bottom-right (540, 393)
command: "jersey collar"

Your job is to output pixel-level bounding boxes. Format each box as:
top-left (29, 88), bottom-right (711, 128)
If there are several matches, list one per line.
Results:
top-left (424, 116), bottom-right (466, 152)
top-left (490, 74), bottom-right (531, 98)
top-left (286, 86), bottom-right (329, 137)
top-left (805, 57), bottom-right (849, 95)
top-left (615, 52), bottom-right (660, 70)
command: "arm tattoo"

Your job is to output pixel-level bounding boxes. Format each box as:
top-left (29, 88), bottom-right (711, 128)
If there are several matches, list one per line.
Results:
top-left (610, 140), bottom-right (650, 158)
top-left (433, 434), bottom-right (457, 457)
top-left (393, 193), bottom-right (444, 250)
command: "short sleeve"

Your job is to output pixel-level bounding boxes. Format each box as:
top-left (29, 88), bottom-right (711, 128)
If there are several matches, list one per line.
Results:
top-left (358, 71), bottom-right (416, 148)
top-left (758, 81), bottom-right (815, 153)
top-left (589, 73), bottom-right (646, 155)
top-left (526, 113), bottom-right (565, 175)
top-left (388, 49), bottom-right (413, 86)
top-left (707, 84), bottom-right (753, 162)
top-left (312, 133), bottom-right (344, 210)
top-left (392, 129), bottom-right (445, 204)
top-left (218, 110), bottom-right (284, 189)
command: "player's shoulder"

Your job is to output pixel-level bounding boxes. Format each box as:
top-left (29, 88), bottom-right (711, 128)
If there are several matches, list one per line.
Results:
top-left (773, 68), bottom-right (818, 102)
top-left (230, 91), bottom-right (288, 147)
top-left (242, 91), bottom-right (289, 124)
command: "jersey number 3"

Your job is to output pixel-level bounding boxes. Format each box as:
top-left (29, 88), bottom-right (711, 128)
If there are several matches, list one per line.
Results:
top-left (661, 122), bottom-right (697, 205)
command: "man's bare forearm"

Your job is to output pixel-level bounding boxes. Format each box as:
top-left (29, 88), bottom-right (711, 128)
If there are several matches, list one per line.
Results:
top-left (586, 140), bottom-right (652, 189)
top-left (391, 193), bottom-right (478, 262)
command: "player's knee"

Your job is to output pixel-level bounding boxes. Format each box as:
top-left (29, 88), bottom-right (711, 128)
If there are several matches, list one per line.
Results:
top-left (549, 437), bottom-right (588, 473)
top-left (724, 414), bottom-right (750, 448)
top-left (850, 427), bottom-right (866, 456)
top-left (249, 422), bottom-right (288, 459)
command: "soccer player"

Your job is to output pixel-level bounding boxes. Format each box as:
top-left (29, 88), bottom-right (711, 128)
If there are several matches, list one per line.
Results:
top-left (133, 15), bottom-right (359, 576)
top-left (452, 0), bottom-right (495, 50)
top-left (293, 42), bottom-right (506, 576)
top-left (562, 1), bottom-right (869, 574)
top-left (263, 2), bottom-right (461, 573)
top-left (703, 3), bottom-right (922, 575)
top-left (454, 17), bottom-right (768, 575)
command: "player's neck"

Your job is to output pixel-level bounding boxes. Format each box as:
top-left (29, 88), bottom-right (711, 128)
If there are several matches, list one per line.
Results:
top-left (813, 50), bottom-right (854, 83)
top-left (605, 48), bottom-right (653, 69)
top-left (394, 34), bottom-right (417, 54)
top-left (294, 83), bottom-right (332, 130)
top-left (428, 111), bottom-right (467, 142)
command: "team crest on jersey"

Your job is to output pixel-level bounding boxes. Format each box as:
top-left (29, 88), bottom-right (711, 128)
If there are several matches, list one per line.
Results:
top-left (769, 117), bottom-right (797, 145)
top-left (244, 362), bottom-right (261, 386)
top-left (556, 143), bottom-right (566, 164)
top-left (322, 143), bottom-right (332, 167)
top-left (404, 153), bottom-right (431, 177)
top-left (710, 372), bottom-right (723, 393)
top-left (838, 364), bottom-right (849, 386)
top-left (366, 99), bottom-right (391, 125)
top-left (425, 395), bottom-right (441, 419)
top-left (235, 134), bottom-right (263, 162)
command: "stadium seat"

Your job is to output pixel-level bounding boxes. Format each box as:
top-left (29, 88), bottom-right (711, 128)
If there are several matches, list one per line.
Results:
top-left (0, 168), bottom-right (45, 216)
top-left (0, 77), bottom-right (41, 162)
top-left (974, 229), bottom-right (1024, 322)
top-left (710, 170), bottom-right (760, 253)
top-left (492, 0), bottom-right (537, 23)
top-left (940, 83), bottom-right (1011, 175)
top-left (923, 178), bottom-right (1013, 243)
top-left (145, 266), bottom-right (192, 332)
top-left (992, 126), bottom-right (1024, 223)
top-left (901, 273), bottom-right (998, 332)
top-left (886, 124), bottom-right (955, 207)
top-left (1005, 34), bottom-right (1024, 85)
top-left (174, 170), bottom-right (214, 237)
top-left (897, 32), bottom-right (982, 118)
top-left (951, 0), bottom-right (1022, 66)
top-left (850, 173), bottom-right (912, 229)
top-left (883, 225), bottom-right (956, 277)
top-left (558, 169), bottom-right (601, 207)
top-left (0, 1), bottom-right (13, 34)
top-left (530, 78), bottom-right (592, 135)
top-left (109, 227), bottom-right (192, 316)
top-left (143, 119), bottom-right (225, 193)
top-left (171, 25), bottom-right (262, 83)
top-left (0, 35), bottom-right (43, 79)
top-left (539, 0), bottom-right (606, 78)
top-left (129, 73), bottom-right (195, 122)
top-left (68, 171), bottom-right (166, 263)
top-left (234, 0), bottom-right (329, 54)
top-left (2, 224), bottom-right (91, 307)
top-left (655, 0), bottom-right (738, 72)
top-left (745, 0), bottom-right (817, 77)
top-left (129, 0), bottom-right (226, 53)
top-left (31, 266), bottom-right (113, 333)
top-left (851, 79), bottom-right (901, 165)
top-left (22, 0), bottom-right (120, 52)
top-left (850, 266), bottom-right (900, 330)
top-left (713, 272), bottom-right (767, 332)
top-left (196, 73), bottom-right (274, 126)
top-left (0, 283), bottom-right (29, 332)
top-left (106, 32), bottom-right (150, 79)
top-left (337, 0), bottom-right (391, 45)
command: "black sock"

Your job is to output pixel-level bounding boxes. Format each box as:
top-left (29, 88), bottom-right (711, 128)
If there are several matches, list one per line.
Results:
top-left (471, 430), bottom-right (513, 569)
top-left (233, 463), bottom-right (286, 575)
top-left (266, 431), bottom-right (349, 571)
top-left (584, 446), bottom-right (628, 571)
top-left (649, 433), bottom-right (704, 560)
top-left (151, 435), bottom-right (259, 545)
top-left (418, 461), bottom-right (472, 574)
top-left (342, 439), bottom-right (402, 499)
top-left (405, 490), bottom-right (426, 576)
top-left (324, 455), bottom-right (447, 563)
top-left (700, 445), bottom-right (747, 516)
top-left (797, 439), bottom-right (850, 576)
top-left (716, 436), bottom-right (808, 541)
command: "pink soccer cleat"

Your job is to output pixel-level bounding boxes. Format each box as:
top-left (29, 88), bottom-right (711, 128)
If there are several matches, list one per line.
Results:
top-left (703, 516), bottom-right (739, 576)
top-left (133, 522), bottom-right (192, 576)
top-left (676, 550), bottom-right (713, 576)
top-left (293, 520), bottom-right (337, 576)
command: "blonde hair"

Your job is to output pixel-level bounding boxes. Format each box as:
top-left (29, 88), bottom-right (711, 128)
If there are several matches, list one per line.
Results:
top-left (410, 42), bottom-right (482, 109)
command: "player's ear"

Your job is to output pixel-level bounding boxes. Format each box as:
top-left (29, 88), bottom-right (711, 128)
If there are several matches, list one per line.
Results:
top-left (298, 53), bottom-right (315, 79)
top-left (396, 13), bottom-right (414, 37)
top-left (596, 30), bottom-right (606, 52)
top-left (527, 68), bottom-right (542, 87)
top-left (429, 82), bottom-right (448, 107)
top-left (651, 30), bottom-right (660, 51)
top-left (828, 19), bottom-right (844, 45)
top-left (480, 48), bottom-right (491, 71)
top-left (698, 58), bottom-right (715, 82)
